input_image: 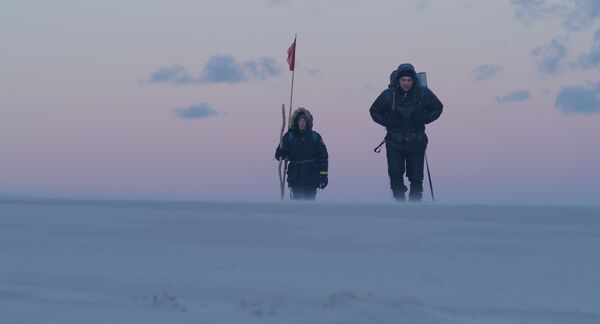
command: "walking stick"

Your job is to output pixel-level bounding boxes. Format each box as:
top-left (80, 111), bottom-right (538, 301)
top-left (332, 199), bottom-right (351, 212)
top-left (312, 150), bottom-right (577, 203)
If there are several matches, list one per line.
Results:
top-left (425, 151), bottom-right (435, 203)
top-left (278, 104), bottom-right (286, 200)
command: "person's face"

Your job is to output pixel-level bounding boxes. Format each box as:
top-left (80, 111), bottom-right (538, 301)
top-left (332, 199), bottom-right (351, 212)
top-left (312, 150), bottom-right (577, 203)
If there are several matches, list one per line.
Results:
top-left (298, 117), bottom-right (307, 130)
top-left (399, 76), bottom-right (413, 91)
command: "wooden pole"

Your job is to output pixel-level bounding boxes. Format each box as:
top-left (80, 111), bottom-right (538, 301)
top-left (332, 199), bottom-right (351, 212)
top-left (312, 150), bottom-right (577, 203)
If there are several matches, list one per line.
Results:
top-left (278, 104), bottom-right (286, 200)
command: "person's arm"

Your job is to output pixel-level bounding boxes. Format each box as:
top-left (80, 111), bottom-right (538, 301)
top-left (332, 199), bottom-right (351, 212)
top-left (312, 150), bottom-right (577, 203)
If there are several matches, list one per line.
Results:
top-left (275, 133), bottom-right (290, 160)
top-left (315, 133), bottom-right (328, 172)
top-left (423, 88), bottom-right (443, 124)
top-left (369, 91), bottom-right (393, 128)
top-left (316, 133), bottom-right (329, 189)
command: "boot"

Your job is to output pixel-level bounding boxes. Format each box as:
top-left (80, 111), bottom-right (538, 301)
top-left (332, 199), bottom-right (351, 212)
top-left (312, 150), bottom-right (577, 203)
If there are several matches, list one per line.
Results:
top-left (393, 190), bottom-right (406, 202)
top-left (409, 183), bottom-right (423, 202)
top-left (392, 183), bottom-right (407, 202)
top-left (408, 191), bottom-right (422, 202)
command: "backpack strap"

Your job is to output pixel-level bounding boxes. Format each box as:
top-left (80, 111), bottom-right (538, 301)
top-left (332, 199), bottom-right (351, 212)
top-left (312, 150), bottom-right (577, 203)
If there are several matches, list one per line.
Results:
top-left (287, 131), bottom-right (318, 143)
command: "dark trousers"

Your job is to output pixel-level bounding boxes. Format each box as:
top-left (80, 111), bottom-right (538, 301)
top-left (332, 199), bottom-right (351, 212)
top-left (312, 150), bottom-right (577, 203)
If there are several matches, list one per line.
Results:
top-left (386, 143), bottom-right (425, 201)
top-left (290, 186), bottom-right (317, 200)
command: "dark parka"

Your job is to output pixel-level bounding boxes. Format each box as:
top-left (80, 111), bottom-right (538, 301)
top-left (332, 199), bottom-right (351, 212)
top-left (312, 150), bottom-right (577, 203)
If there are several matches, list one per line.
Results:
top-left (276, 108), bottom-right (328, 188)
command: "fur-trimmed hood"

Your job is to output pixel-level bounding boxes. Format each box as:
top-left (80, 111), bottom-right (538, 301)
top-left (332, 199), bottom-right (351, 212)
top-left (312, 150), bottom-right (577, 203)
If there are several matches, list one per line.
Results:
top-left (289, 107), bottom-right (313, 131)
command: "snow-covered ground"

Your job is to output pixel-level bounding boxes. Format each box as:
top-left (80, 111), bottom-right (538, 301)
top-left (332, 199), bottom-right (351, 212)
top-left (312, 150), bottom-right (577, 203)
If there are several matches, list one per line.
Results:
top-left (1, 198), bottom-right (599, 324)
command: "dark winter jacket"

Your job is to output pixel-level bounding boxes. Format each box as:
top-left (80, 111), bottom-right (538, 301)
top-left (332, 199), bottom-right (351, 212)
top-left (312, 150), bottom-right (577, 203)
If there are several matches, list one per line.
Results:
top-left (370, 64), bottom-right (443, 131)
top-left (369, 64), bottom-right (443, 151)
top-left (275, 108), bottom-right (329, 187)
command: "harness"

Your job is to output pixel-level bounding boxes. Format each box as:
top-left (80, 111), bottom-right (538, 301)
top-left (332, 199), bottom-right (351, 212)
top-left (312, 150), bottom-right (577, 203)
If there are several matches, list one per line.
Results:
top-left (289, 159), bottom-right (317, 165)
top-left (287, 130), bottom-right (318, 143)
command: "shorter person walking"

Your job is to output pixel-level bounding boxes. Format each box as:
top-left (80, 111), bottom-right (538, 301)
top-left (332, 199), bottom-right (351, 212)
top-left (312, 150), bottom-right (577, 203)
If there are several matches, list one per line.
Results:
top-left (275, 108), bottom-right (329, 200)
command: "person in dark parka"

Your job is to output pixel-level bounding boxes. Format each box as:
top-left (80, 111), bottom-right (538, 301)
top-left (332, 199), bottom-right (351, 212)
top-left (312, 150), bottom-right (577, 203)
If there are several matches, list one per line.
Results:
top-left (275, 107), bottom-right (329, 200)
top-left (369, 63), bottom-right (443, 202)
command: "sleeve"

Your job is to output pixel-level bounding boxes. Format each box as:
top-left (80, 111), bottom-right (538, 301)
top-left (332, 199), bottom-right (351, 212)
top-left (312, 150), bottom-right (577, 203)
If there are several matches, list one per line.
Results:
top-left (423, 88), bottom-right (443, 124)
top-left (315, 133), bottom-right (328, 173)
top-left (275, 132), bottom-right (290, 160)
top-left (369, 91), bottom-right (392, 128)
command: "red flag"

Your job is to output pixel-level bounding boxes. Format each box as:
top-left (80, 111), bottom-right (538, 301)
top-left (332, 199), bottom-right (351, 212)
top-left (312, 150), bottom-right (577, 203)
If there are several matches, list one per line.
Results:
top-left (287, 38), bottom-right (296, 71)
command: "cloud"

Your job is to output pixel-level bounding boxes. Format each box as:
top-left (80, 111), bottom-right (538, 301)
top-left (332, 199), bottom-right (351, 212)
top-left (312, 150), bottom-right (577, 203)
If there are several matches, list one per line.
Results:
top-left (364, 84), bottom-right (376, 92)
top-left (531, 38), bottom-right (568, 75)
top-left (563, 0), bottom-right (600, 32)
top-left (307, 68), bottom-right (321, 77)
top-left (199, 55), bottom-right (247, 83)
top-left (241, 57), bottom-right (281, 81)
top-left (145, 65), bottom-right (195, 85)
top-left (511, 0), bottom-right (563, 26)
top-left (526, 29), bottom-right (599, 74)
top-left (555, 82), bottom-right (600, 115)
top-left (511, 0), bottom-right (600, 31)
top-left (145, 55), bottom-right (282, 85)
top-left (415, 0), bottom-right (428, 11)
top-left (267, 0), bottom-right (293, 5)
top-left (573, 28), bottom-right (600, 70)
top-left (268, 0), bottom-right (357, 7)
top-left (496, 90), bottom-right (531, 103)
top-left (472, 64), bottom-right (503, 81)
top-left (174, 104), bottom-right (220, 119)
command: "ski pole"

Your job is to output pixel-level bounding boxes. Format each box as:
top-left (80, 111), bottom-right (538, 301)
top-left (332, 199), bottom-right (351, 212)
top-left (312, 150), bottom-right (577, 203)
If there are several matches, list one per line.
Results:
top-left (425, 151), bottom-right (435, 203)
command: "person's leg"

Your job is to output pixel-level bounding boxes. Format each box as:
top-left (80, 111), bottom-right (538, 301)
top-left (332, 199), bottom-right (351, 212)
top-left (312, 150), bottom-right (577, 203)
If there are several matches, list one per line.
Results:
top-left (304, 187), bottom-right (317, 200)
top-left (291, 186), bottom-right (317, 200)
top-left (290, 186), bottom-right (304, 200)
top-left (406, 150), bottom-right (425, 202)
top-left (386, 144), bottom-right (408, 201)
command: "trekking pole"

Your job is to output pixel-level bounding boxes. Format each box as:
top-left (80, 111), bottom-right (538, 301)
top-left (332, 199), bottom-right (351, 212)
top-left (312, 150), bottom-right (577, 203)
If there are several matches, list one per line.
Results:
top-left (425, 151), bottom-right (435, 203)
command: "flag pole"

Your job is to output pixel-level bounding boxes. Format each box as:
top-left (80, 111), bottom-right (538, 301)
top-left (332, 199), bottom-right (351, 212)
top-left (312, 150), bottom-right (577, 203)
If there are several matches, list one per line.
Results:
top-left (288, 34), bottom-right (296, 127)
top-left (283, 34), bottom-right (297, 199)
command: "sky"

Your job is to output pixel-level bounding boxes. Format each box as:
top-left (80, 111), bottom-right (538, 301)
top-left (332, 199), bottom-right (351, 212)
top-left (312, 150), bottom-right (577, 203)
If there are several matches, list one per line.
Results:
top-left (1, 0), bottom-right (599, 204)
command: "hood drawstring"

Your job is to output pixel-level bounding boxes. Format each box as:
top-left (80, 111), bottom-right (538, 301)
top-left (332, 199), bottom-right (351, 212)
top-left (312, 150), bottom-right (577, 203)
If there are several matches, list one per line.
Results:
top-left (376, 65), bottom-right (418, 153)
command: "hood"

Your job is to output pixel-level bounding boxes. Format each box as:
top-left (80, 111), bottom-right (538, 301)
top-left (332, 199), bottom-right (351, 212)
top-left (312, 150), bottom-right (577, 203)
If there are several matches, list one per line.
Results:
top-left (289, 107), bottom-right (313, 132)
top-left (388, 63), bottom-right (420, 89)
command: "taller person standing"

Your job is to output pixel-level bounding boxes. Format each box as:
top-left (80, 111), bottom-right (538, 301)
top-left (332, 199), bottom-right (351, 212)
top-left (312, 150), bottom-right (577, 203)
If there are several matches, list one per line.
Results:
top-left (369, 63), bottom-right (443, 202)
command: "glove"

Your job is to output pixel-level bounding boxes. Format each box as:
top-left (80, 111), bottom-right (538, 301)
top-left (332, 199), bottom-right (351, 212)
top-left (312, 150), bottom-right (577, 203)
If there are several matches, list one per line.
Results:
top-left (318, 172), bottom-right (328, 189)
top-left (275, 147), bottom-right (285, 161)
